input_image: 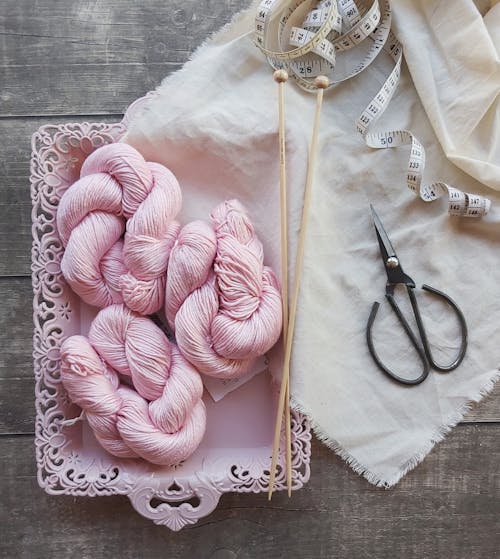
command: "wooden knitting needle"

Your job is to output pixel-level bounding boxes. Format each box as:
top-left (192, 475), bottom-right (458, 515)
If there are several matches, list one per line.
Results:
top-left (285, 364), bottom-right (292, 497)
top-left (268, 75), bottom-right (329, 500)
top-left (273, 69), bottom-right (293, 497)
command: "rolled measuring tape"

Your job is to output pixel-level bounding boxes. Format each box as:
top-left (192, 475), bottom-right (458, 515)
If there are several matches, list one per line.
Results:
top-left (254, 0), bottom-right (491, 217)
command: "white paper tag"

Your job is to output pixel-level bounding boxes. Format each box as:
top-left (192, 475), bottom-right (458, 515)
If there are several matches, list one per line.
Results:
top-left (203, 354), bottom-right (270, 402)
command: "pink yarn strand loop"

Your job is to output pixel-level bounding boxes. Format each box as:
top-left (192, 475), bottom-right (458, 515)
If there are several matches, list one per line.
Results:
top-left (60, 304), bottom-right (206, 466)
top-left (166, 200), bottom-right (282, 378)
top-left (57, 143), bottom-right (182, 314)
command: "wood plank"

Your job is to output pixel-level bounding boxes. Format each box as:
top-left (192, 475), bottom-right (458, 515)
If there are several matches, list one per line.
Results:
top-left (0, 116), bottom-right (33, 276)
top-left (1, 63), bottom-right (176, 117)
top-left (0, 278), bottom-right (32, 379)
top-left (1, 0), bottom-right (243, 66)
top-left (1, 427), bottom-right (499, 558)
top-left (0, 0), bottom-right (250, 116)
top-left (0, 378), bottom-right (34, 434)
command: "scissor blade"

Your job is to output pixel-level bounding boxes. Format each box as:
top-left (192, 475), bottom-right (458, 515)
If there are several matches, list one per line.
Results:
top-left (370, 205), bottom-right (415, 288)
top-left (370, 205), bottom-right (397, 262)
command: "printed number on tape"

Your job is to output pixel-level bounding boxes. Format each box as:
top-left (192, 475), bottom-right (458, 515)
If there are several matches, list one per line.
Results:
top-left (254, 0), bottom-right (491, 217)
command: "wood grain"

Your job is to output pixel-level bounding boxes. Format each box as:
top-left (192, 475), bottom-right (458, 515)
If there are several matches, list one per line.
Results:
top-left (1, 0), bottom-right (239, 66)
top-left (0, 118), bottom-right (35, 276)
top-left (0, 278), bottom-right (32, 379)
top-left (1, 63), bottom-right (175, 117)
top-left (1, 427), bottom-right (499, 559)
top-left (0, 0), bottom-right (250, 117)
top-left (1, 0), bottom-right (499, 556)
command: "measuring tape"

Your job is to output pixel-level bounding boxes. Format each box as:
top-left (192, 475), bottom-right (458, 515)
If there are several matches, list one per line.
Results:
top-left (254, 0), bottom-right (491, 217)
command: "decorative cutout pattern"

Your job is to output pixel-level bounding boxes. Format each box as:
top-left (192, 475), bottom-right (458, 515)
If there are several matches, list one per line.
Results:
top-left (31, 116), bottom-right (311, 530)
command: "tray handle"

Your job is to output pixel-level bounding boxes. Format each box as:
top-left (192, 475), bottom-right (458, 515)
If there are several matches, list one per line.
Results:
top-left (127, 473), bottom-right (223, 531)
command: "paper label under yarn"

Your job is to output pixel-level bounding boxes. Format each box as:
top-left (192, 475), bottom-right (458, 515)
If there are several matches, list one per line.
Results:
top-left (203, 354), bottom-right (270, 402)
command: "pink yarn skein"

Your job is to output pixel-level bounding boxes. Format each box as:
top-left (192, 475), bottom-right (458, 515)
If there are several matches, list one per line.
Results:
top-left (166, 200), bottom-right (283, 378)
top-left (60, 304), bottom-right (206, 465)
top-left (56, 143), bottom-right (181, 315)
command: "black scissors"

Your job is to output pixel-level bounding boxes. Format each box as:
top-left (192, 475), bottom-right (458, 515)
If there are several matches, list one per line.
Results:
top-left (366, 206), bottom-right (468, 386)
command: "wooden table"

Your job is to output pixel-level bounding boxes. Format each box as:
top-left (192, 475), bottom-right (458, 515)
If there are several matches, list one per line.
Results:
top-left (1, 1), bottom-right (499, 557)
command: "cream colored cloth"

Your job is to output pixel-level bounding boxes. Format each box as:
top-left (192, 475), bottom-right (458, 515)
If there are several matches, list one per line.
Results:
top-left (124, 0), bottom-right (500, 486)
top-left (392, 0), bottom-right (500, 190)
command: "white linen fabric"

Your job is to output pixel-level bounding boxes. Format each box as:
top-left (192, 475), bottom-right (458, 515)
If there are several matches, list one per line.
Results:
top-left (392, 0), bottom-right (500, 190)
top-left (124, 0), bottom-right (500, 486)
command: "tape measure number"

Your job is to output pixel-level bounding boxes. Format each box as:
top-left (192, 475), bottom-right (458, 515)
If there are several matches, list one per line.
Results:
top-left (254, 0), bottom-right (491, 217)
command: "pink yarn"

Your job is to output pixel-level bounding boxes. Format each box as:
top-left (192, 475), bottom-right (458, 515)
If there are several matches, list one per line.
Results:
top-left (56, 143), bottom-right (181, 314)
top-left (165, 200), bottom-right (283, 378)
top-left (56, 144), bottom-right (283, 465)
top-left (60, 304), bottom-right (206, 465)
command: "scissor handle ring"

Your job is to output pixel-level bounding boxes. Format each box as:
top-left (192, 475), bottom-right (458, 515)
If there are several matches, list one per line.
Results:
top-left (413, 284), bottom-right (468, 372)
top-left (366, 301), bottom-right (430, 386)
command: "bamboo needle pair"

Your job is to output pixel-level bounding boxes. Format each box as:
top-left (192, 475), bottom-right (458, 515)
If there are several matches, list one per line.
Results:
top-left (268, 70), bottom-right (329, 499)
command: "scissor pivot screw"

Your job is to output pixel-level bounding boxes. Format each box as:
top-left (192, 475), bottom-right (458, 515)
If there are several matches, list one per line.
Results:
top-left (386, 256), bottom-right (399, 268)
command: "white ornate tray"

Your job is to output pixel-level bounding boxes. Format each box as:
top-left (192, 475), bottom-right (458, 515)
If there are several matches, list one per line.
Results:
top-left (30, 111), bottom-right (311, 530)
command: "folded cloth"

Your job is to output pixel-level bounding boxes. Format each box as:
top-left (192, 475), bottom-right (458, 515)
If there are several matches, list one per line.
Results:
top-left (124, 0), bottom-right (500, 487)
top-left (392, 0), bottom-right (500, 190)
